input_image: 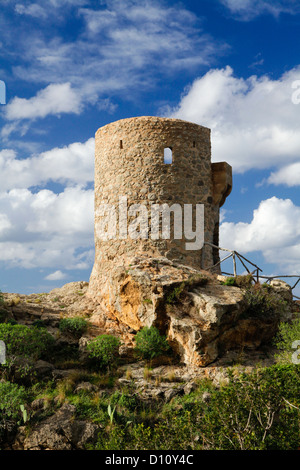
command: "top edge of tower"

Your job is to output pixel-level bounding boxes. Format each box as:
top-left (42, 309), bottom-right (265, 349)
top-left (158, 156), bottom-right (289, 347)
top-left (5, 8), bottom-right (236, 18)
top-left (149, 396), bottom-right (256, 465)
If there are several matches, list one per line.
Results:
top-left (95, 116), bottom-right (211, 137)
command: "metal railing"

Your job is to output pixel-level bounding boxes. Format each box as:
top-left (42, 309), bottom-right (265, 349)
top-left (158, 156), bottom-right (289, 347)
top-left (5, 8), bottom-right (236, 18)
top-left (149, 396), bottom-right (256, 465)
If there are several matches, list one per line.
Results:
top-left (205, 242), bottom-right (300, 300)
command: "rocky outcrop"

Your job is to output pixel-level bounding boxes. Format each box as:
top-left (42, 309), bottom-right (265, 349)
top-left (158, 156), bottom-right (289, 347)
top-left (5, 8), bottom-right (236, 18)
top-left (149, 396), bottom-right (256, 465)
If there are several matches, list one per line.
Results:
top-left (1, 269), bottom-right (296, 451)
top-left (2, 263), bottom-right (293, 368)
top-left (167, 283), bottom-right (246, 366)
top-left (13, 403), bottom-right (101, 450)
top-left (269, 279), bottom-right (294, 304)
top-left (86, 256), bottom-right (292, 367)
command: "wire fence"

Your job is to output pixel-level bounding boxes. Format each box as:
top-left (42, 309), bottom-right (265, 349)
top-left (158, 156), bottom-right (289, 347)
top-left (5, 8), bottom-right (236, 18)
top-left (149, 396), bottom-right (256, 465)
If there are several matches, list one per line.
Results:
top-left (205, 242), bottom-right (300, 300)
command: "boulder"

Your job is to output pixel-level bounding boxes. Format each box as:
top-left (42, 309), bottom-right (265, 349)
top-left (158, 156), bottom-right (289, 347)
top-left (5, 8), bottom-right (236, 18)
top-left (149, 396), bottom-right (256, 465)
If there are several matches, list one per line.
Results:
top-left (164, 387), bottom-right (183, 402)
top-left (167, 283), bottom-right (246, 366)
top-left (183, 381), bottom-right (198, 395)
top-left (13, 403), bottom-right (102, 450)
top-left (74, 382), bottom-right (98, 394)
top-left (269, 279), bottom-right (293, 304)
top-left (33, 360), bottom-right (55, 379)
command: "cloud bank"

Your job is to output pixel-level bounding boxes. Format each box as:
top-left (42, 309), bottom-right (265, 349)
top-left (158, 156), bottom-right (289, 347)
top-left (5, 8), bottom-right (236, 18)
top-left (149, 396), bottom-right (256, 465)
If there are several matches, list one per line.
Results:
top-left (169, 66), bottom-right (300, 182)
top-left (0, 138), bottom-right (95, 273)
top-left (0, 186), bottom-right (94, 270)
top-left (220, 197), bottom-right (300, 273)
top-left (4, 0), bottom-right (225, 124)
top-left (5, 83), bottom-right (82, 121)
top-left (0, 138), bottom-right (94, 190)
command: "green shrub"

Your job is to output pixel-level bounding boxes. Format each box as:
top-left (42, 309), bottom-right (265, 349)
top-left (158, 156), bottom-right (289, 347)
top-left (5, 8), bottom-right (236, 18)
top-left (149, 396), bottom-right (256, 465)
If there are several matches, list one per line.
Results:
top-left (243, 285), bottom-right (288, 320)
top-left (0, 381), bottom-right (27, 419)
top-left (134, 326), bottom-right (170, 360)
top-left (166, 275), bottom-right (208, 305)
top-left (221, 276), bottom-right (236, 286)
top-left (110, 390), bottom-right (138, 413)
top-left (59, 317), bottom-right (88, 338)
top-left (166, 282), bottom-right (186, 304)
top-left (0, 381), bottom-right (28, 440)
top-left (274, 317), bottom-right (300, 365)
top-left (94, 364), bottom-right (299, 451)
top-left (198, 364), bottom-right (300, 450)
top-left (86, 335), bottom-right (121, 370)
top-left (0, 323), bottom-right (55, 360)
top-left (221, 275), bottom-right (253, 288)
top-left (234, 274), bottom-right (254, 288)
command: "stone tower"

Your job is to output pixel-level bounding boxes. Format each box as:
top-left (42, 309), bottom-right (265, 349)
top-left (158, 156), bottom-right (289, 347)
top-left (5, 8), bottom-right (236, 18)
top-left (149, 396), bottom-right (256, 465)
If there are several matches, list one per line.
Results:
top-left (88, 116), bottom-right (232, 303)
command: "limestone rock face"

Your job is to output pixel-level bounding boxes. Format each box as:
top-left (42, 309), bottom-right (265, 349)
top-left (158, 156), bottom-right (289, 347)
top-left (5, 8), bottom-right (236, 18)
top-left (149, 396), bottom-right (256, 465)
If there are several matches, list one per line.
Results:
top-left (3, 262), bottom-right (289, 368)
top-left (167, 283), bottom-right (246, 366)
top-left (269, 279), bottom-right (293, 305)
top-left (13, 404), bottom-right (101, 450)
top-left (87, 256), bottom-right (283, 367)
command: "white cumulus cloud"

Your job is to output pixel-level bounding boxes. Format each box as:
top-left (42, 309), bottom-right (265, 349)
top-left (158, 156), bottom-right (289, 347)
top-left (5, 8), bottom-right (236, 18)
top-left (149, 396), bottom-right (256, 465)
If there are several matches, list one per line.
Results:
top-left (267, 162), bottom-right (300, 186)
top-left (0, 186), bottom-right (94, 270)
top-left (5, 82), bottom-right (82, 121)
top-left (44, 270), bottom-right (66, 281)
top-left (168, 66), bottom-right (300, 174)
top-left (0, 138), bottom-right (94, 190)
top-left (0, 135), bottom-right (95, 275)
top-left (220, 197), bottom-right (300, 273)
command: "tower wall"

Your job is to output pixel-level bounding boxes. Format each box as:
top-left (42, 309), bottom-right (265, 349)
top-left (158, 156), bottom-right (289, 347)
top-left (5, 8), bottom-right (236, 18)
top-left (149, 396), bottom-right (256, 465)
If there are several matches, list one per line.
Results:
top-left (88, 116), bottom-right (232, 299)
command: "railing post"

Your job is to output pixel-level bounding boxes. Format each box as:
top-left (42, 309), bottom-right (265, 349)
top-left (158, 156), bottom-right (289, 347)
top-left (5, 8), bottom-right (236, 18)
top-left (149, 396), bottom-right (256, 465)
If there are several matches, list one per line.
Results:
top-left (233, 252), bottom-right (237, 277)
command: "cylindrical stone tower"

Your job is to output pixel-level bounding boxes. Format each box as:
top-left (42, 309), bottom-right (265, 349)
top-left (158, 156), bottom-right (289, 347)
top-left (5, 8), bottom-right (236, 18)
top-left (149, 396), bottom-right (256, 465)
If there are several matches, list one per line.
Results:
top-left (88, 116), bottom-right (232, 300)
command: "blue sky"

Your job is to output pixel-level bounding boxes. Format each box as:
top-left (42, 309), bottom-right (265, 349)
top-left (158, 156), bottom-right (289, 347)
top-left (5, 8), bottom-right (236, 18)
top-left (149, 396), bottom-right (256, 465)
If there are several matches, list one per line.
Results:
top-left (0, 0), bottom-right (300, 296)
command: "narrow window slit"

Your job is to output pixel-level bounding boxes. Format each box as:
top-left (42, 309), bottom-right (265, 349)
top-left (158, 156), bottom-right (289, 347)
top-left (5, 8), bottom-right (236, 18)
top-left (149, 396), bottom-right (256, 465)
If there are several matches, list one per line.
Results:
top-left (164, 147), bottom-right (173, 164)
top-left (120, 140), bottom-right (123, 149)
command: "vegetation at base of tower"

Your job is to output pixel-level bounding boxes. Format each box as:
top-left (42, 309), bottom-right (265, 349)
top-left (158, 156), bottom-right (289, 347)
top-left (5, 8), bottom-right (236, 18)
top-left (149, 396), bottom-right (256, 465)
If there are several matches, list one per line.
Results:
top-left (133, 326), bottom-right (170, 360)
top-left (220, 274), bottom-right (253, 288)
top-left (221, 276), bottom-right (236, 286)
top-left (91, 364), bottom-right (299, 450)
top-left (166, 274), bottom-right (209, 305)
top-left (243, 284), bottom-right (289, 320)
top-left (0, 294), bottom-right (299, 450)
top-left (1, 363), bottom-right (299, 450)
top-left (0, 315), bottom-right (299, 450)
top-left (166, 282), bottom-right (186, 304)
top-left (59, 317), bottom-right (89, 338)
top-left (86, 335), bottom-right (121, 370)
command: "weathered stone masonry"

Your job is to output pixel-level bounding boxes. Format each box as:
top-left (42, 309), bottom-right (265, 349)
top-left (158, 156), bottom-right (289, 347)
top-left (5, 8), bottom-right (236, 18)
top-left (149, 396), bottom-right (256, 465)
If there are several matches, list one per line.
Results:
top-left (88, 116), bottom-right (232, 304)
